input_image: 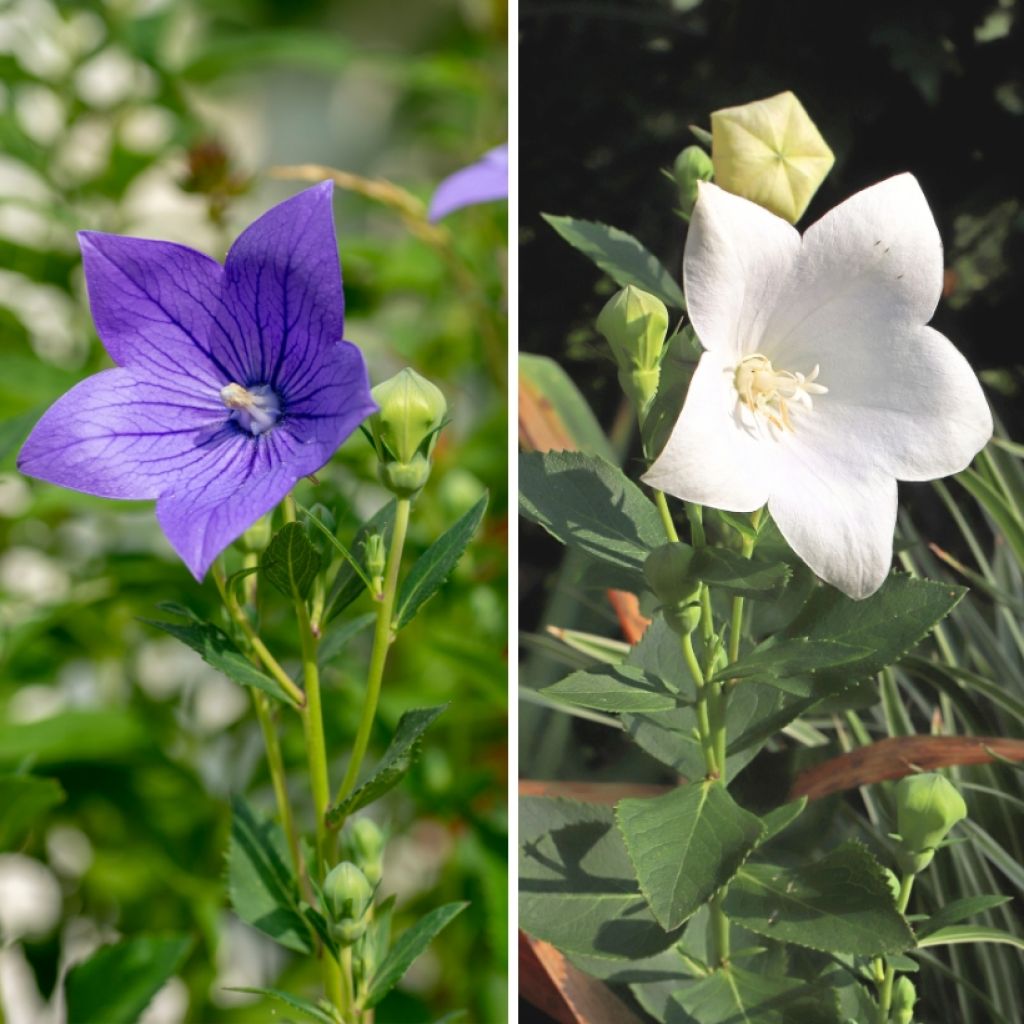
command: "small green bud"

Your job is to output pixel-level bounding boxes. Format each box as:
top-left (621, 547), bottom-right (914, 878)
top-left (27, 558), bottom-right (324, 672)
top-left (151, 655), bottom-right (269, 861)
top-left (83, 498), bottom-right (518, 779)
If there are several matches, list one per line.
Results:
top-left (673, 145), bottom-right (714, 218)
top-left (595, 285), bottom-right (669, 418)
top-left (895, 773), bottom-right (967, 874)
top-left (644, 543), bottom-right (699, 605)
top-left (347, 817), bottom-right (385, 887)
top-left (234, 513), bottom-right (273, 554)
top-left (369, 368), bottom-right (447, 464)
top-left (323, 861), bottom-right (374, 945)
top-left (891, 976), bottom-right (917, 1024)
top-left (662, 601), bottom-right (701, 637)
top-left (364, 533), bottom-right (387, 596)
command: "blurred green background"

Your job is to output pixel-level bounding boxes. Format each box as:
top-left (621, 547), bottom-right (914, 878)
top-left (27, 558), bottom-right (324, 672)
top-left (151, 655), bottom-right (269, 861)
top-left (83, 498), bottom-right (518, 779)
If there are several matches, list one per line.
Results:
top-left (0, 1), bottom-right (507, 1022)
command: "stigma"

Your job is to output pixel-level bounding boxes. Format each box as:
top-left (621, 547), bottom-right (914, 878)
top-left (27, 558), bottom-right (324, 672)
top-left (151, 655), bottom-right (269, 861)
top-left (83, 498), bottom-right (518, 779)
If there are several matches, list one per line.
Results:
top-left (733, 354), bottom-right (827, 433)
top-left (220, 382), bottom-right (281, 435)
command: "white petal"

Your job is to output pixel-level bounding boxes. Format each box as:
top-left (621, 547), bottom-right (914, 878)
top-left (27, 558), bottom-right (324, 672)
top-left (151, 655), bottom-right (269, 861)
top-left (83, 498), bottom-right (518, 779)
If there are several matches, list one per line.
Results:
top-left (761, 173), bottom-right (943, 368)
top-left (782, 324), bottom-right (992, 482)
top-left (683, 182), bottom-right (800, 359)
top-left (769, 438), bottom-right (897, 600)
top-left (643, 351), bottom-right (770, 512)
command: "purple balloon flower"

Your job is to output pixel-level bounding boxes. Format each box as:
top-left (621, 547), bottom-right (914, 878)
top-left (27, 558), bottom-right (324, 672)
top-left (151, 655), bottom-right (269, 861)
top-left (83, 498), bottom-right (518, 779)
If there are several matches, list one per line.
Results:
top-left (428, 144), bottom-right (508, 222)
top-left (18, 181), bottom-right (376, 581)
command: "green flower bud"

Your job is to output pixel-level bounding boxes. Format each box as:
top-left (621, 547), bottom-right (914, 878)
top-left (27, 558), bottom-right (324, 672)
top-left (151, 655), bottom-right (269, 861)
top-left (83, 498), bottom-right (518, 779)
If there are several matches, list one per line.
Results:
top-left (323, 861), bottom-right (374, 945)
top-left (710, 91), bottom-right (834, 223)
top-left (643, 543), bottom-right (699, 605)
top-left (892, 976), bottom-right (917, 1024)
top-left (234, 513), bottom-right (273, 554)
top-left (369, 368), bottom-right (447, 464)
top-left (364, 532), bottom-right (387, 596)
top-left (347, 817), bottom-right (385, 887)
top-left (379, 451), bottom-right (433, 498)
top-left (895, 773), bottom-right (967, 874)
top-left (673, 145), bottom-right (714, 219)
top-left (662, 602), bottom-right (701, 637)
top-left (595, 285), bottom-right (669, 419)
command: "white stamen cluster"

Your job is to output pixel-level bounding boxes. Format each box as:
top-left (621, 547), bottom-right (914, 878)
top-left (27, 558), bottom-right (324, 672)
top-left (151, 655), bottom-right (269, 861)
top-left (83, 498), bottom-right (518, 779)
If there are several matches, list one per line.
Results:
top-left (220, 382), bottom-right (281, 435)
top-left (734, 353), bottom-right (827, 432)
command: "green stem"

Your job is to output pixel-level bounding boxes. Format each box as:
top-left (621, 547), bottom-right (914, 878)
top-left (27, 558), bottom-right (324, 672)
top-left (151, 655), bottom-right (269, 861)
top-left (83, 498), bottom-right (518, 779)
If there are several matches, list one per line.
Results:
top-left (709, 892), bottom-right (731, 966)
top-left (877, 873), bottom-right (915, 1022)
top-left (682, 632), bottom-right (717, 779)
top-left (334, 497), bottom-right (412, 811)
top-left (252, 692), bottom-right (301, 874)
top-left (654, 489), bottom-right (679, 543)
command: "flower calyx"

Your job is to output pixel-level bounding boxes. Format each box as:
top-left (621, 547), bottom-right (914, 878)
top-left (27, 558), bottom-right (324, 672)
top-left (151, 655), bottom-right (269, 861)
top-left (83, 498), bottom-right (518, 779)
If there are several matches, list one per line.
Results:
top-left (596, 285), bottom-right (669, 420)
top-left (323, 860), bottom-right (375, 946)
top-left (368, 367), bottom-right (448, 498)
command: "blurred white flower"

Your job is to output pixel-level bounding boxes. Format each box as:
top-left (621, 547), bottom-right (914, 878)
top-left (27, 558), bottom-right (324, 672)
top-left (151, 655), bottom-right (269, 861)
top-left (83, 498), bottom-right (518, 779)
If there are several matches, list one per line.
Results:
top-left (645, 175), bottom-right (992, 599)
top-left (0, 548), bottom-right (70, 605)
top-left (211, 916), bottom-right (285, 1007)
top-left (138, 977), bottom-right (189, 1024)
top-left (119, 106), bottom-right (175, 153)
top-left (0, 855), bottom-right (62, 941)
top-left (46, 826), bottom-right (94, 879)
top-left (0, 474), bottom-right (31, 519)
top-left (13, 84), bottom-right (64, 146)
top-left (74, 46), bottom-right (155, 108)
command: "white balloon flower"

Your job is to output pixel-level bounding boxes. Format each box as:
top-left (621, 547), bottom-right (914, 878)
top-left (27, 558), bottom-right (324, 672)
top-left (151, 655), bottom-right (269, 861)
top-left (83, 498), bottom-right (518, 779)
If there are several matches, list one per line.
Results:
top-left (644, 174), bottom-right (992, 600)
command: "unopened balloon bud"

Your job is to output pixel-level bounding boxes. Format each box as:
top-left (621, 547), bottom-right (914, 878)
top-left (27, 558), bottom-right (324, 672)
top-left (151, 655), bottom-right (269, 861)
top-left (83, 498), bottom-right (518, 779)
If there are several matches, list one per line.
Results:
top-left (710, 90), bottom-right (834, 223)
top-left (596, 286), bottom-right (669, 418)
top-left (369, 368), bottom-right (447, 465)
top-left (895, 773), bottom-right (967, 874)
top-left (644, 543), bottom-right (700, 605)
top-left (892, 976), bottom-right (917, 1024)
top-left (323, 861), bottom-right (373, 945)
top-left (364, 533), bottom-right (387, 595)
top-left (348, 817), bottom-right (385, 887)
top-left (673, 145), bottom-right (714, 219)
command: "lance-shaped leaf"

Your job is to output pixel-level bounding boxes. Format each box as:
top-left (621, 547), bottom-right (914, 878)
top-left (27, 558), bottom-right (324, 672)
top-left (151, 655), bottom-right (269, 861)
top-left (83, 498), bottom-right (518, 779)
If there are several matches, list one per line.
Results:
top-left (362, 902), bottom-right (468, 1008)
top-left (65, 935), bottom-right (193, 1024)
top-left (226, 988), bottom-right (337, 1024)
top-left (784, 574), bottom-right (966, 682)
top-left (711, 637), bottom-right (871, 693)
top-left (520, 451), bottom-right (665, 575)
top-left (261, 522), bottom-right (322, 599)
top-left (543, 214), bottom-right (686, 310)
top-left (326, 500), bottom-right (397, 621)
top-left (227, 797), bottom-right (313, 954)
top-left (520, 797), bottom-right (679, 960)
top-left (326, 705), bottom-right (448, 824)
top-left (617, 782), bottom-right (765, 931)
top-left (671, 964), bottom-right (842, 1024)
top-left (144, 607), bottom-right (300, 708)
top-left (916, 924), bottom-right (1024, 952)
top-left (395, 493), bottom-right (487, 629)
top-left (725, 843), bottom-right (915, 956)
top-left (542, 666), bottom-right (679, 714)
top-left (0, 774), bottom-right (65, 850)
top-left (916, 895), bottom-right (1012, 938)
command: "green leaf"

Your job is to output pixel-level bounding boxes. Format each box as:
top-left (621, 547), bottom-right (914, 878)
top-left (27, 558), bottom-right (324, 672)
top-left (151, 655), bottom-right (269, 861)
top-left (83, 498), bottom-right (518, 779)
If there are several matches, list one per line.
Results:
top-left (297, 501), bottom-right (372, 591)
top-left (0, 774), bottom-right (65, 850)
top-left (182, 30), bottom-right (352, 81)
top-left (395, 493), bottom-right (487, 628)
top-left (916, 924), bottom-right (1024, 952)
top-left (0, 710), bottom-right (147, 765)
top-left (520, 797), bottom-right (679, 959)
top-left (144, 610), bottom-right (299, 708)
top-left (519, 353), bottom-right (617, 462)
top-left (226, 987), bottom-right (337, 1024)
top-left (261, 522), bottom-right (322, 599)
top-left (326, 501), bottom-right (396, 621)
top-left (520, 451), bottom-right (665, 574)
top-left (363, 902), bottom-right (468, 1008)
top-left (319, 612), bottom-right (376, 666)
top-left (671, 965), bottom-right (842, 1024)
top-left (725, 843), bottom-right (916, 956)
top-left (712, 638), bottom-right (872, 692)
top-left (617, 782), bottom-right (765, 930)
top-left (542, 666), bottom-right (679, 714)
top-left (641, 328), bottom-right (699, 462)
top-left (957, 468), bottom-right (1024, 567)
top-left (916, 895), bottom-right (1013, 937)
top-left (784, 574), bottom-right (965, 681)
top-left (326, 706), bottom-right (448, 824)
top-left (227, 797), bottom-right (313, 954)
top-left (65, 935), bottom-right (192, 1024)
top-left (542, 213), bottom-right (686, 309)
top-left (689, 548), bottom-right (792, 596)
top-left (759, 798), bottom-right (808, 843)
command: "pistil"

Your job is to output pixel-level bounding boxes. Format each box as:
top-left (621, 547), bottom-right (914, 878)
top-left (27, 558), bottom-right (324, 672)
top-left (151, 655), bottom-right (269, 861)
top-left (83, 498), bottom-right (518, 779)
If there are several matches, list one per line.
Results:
top-left (220, 382), bottom-right (281, 435)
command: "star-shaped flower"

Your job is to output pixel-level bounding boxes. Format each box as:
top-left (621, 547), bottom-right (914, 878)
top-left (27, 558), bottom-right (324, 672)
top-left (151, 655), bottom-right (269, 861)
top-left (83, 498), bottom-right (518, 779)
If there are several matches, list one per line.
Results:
top-left (428, 144), bottom-right (508, 222)
top-left (644, 174), bottom-right (992, 599)
top-left (18, 182), bottom-right (376, 581)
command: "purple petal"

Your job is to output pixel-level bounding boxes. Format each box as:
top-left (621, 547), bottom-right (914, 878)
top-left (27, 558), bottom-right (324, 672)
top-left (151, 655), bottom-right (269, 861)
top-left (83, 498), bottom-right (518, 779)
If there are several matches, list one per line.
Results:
top-left (223, 181), bottom-right (344, 388)
top-left (78, 232), bottom-right (248, 389)
top-left (17, 367), bottom-right (230, 500)
top-left (156, 438), bottom-right (304, 581)
top-left (428, 144), bottom-right (508, 222)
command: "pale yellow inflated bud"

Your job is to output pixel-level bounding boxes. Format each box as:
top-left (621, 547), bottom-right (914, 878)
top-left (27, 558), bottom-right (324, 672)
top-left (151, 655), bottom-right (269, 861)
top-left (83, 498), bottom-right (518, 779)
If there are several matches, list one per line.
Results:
top-left (710, 91), bottom-right (834, 223)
